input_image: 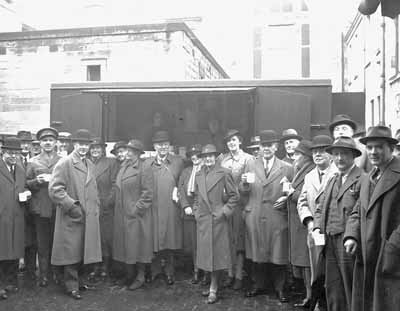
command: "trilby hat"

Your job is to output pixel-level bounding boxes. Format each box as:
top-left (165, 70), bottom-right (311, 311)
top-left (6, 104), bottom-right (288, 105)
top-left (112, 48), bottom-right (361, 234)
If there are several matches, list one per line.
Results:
top-left (310, 135), bottom-right (333, 150)
top-left (152, 130), bottom-right (170, 143)
top-left (326, 136), bottom-right (362, 157)
top-left (247, 136), bottom-right (260, 149)
top-left (126, 139), bottom-right (145, 154)
top-left (17, 130), bottom-right (33, 142)
top-left (328, 114), bottom-right (357, 134)
top-left (259, 130), bottom-right (279, 144)
top-left (359, 125), bottom-right (398, 145)
top-left (2, 137), bottom-right (22, 151)
top-left (71, 129), bottom-right (93, 143)
top-left (294, 139), bottom-right (313, 158)
top-left (280, 128), bottom-right (303, 143)
top-left (111, 140), bottom-right (128, 155)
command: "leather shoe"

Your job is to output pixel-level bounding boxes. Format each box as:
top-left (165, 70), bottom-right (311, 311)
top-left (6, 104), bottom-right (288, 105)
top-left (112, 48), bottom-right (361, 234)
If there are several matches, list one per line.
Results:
top-left (294, 298), bottom-right (311, 308)
top-left (277, 290), bottom-right (289, 303)
top-left (200, 273), bottom-right (210, 286)
top-left (201, 289), bottom-right (210, 297)
top-left (39, 277), bottom-right (49, 287)
top-left (128, 279), bottom-right (144, 291)
top-left (68, 290), bottom-right (82, 300)
top-left (79, 284), bottom-right (96, 291)
top-left (0, 289), bottom-right (7, 300)
top-left (245, 287), bottom-right (265, 298)
top-left (232, 278), bottom-right (243, 290)
top-left (166, 275), bottom-right (174, 285)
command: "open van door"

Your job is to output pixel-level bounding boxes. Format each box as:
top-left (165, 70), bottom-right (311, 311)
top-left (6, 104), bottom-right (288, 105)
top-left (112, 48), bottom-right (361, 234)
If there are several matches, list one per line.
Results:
top-left (255, 88), bottom-right (311, 138)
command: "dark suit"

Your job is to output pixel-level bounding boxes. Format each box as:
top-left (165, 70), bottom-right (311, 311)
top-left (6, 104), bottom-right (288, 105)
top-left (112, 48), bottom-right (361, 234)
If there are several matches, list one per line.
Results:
top-left (315, 165), bottom-right (362, 311)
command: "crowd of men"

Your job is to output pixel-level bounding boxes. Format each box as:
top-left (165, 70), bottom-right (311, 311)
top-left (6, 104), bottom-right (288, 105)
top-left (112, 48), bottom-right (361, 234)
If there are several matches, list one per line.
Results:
top-left (1, 114), bottom-right (400, 311)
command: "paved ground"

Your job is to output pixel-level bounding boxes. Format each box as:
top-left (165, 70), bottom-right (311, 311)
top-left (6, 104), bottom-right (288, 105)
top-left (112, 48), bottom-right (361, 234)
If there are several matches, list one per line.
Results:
top-left (2, 272), bottom-right (303, 311)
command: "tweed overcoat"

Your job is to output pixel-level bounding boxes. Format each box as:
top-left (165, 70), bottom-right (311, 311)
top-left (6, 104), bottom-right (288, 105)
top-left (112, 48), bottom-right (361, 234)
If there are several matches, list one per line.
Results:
top-left (240, 157), bottom-right (294, 264)
top-left (193, 165), bottom-right (239, 272)
top-left (49, 151), bottom-right (102, 265)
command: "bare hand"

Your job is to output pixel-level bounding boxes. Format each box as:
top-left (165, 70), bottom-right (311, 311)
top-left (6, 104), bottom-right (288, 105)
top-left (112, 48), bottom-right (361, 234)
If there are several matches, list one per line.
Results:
top-left (307, 220), bottom-right (314, 233)
top-left (184, 207), bottom-right (193, 216)
top-left (344, 239), bottom-right (357, 255)
top-left (36, 174), bottom-right (46, 184)
top-left (273, 196), bottom-right (288, 209)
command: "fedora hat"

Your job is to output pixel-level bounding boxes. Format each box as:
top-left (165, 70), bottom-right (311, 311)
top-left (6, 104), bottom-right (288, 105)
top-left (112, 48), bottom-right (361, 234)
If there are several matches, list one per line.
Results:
top-left (90, 137), bottom-right (107, 148)
top-left (111, 140), bottom-right (128, 155)
top-left (17, 130), bottom-right (33, 142)
top-left (2, 137), bottom-right (22, 151)
top-left (186, 144), bottom-right (202, 158)
top-left (326, 136), bottom-right (362, 157)
top-left (71, 129), bottom-right (93, 143)
top-left (247, 136), bottom-right (260, 149)
top-left (152, 130), bottom-right (170, 143)
top-left (58, 132), bottom-right (72, 141)
top-left (223, 129), bottom-right (241, 142)
top-left (294, 139), bottom-right (313, 158)
top-left (259, 130), bottom-right (279, 144)
top-left (37, 127), bottom-right (58, 140)
top-left (199, 144), bottom-right (219, 157)
top-left (311, 135), bottom-right (333, 149)
top-left (328, 114), bottom-right (357, 134)
top-left (126, 139), bottom-right (145, 154)
top-left (280, 128), bottom-right (303, 143)
top-left (359, 125), bottom-right (398, 145)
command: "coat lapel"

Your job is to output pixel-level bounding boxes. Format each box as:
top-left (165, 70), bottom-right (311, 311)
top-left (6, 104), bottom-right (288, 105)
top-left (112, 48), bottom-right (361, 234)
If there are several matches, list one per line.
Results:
top-left (367, 158), bottom-right (400, 212)
top-left (337, 166), bottom-right (361, 200)
top-left (206, 167), bottom-right (225, 192)
top-left (254, 157), bottom-right (267, 185)
top-left (292, 161), bottom-right (315, 189)
top-left (197, 168), bottom-right (210, 208)
top-left (93, 157), bottom-right (109, 178)
top-left (264, 157), bottom-right (282, 186)
top-left (0, 159), bottom-right (14, 184)
top-left (72, 152), bottom-right (88, 181)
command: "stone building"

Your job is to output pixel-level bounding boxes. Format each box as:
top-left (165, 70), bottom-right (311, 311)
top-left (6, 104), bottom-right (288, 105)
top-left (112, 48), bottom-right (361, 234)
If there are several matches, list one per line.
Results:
top-left (0, 22), bottom-right (228, 133)
top-left (343, 11), bottom-right (400, 132)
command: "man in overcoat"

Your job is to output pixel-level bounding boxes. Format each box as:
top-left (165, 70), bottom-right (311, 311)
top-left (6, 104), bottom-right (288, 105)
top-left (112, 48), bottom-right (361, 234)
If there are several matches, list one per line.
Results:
top-left (145, 130), bottom-right (184, 285)
top-left (344, 126), bottom-right (400, 311)
top-left (112, 140), bottom-right (154, 290)
top-left (310, 137), bottom-right (363, 311)
top-left (193, 144), bottom-right (239, 304)
top-left (88, 138), bottom-right (118, 278)
top-left (49, 129), bottom-right (102, 300)
top-left (287, 139), bottom-right (315, 307)
top-left (280, 129), bottom-right (302, 165)
top-left (26, 127), bottom-right (62, 287)
top-left (240, 130), bottom-right (294, 302)
top-left (0, 138), bottom-right (27, 298)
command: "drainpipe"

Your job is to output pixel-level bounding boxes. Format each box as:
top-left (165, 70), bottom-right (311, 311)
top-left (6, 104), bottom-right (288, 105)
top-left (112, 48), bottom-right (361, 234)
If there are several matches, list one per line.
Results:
top-left (381, 17), bottom-right (386, 125)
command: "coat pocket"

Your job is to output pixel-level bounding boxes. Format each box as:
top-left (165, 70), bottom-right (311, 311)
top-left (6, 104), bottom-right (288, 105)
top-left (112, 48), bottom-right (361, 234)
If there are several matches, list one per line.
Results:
top-left (381, 240), bottom-right (400, 277)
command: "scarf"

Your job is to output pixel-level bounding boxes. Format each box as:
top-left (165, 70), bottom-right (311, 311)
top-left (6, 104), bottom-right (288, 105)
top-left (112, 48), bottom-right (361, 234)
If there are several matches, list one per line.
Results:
top-left (187, 164), bottom-right (202, 196)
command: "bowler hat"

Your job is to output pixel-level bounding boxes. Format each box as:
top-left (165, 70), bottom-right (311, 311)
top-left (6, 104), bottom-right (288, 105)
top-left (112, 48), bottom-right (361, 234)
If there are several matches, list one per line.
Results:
top-left (58, 132), bottom-right (72, 141)
top-left (152, 130), bottom-right (170, 143)
top-left (199, 144), bottom-right (219, 157)
top-left (17, 130), bottom-right (33, 142)
top-left (71, 129), bottom-right (93, 143)
top-left (328, 114), bottom-right (357, 134)
top-left (186, 144), bottom-right (202, 158)
top-left (259, 130), bottom-right (279, 144)
top-left (223, 129), bottom-right (241, 142)
top-left (247, 136), bottom-right (260, 149)
top-left (310, 135), bottom-right (333, 149)
top-left (280, 129), bottom-right (303, 143)
top-left (111, 140), bottom-right (127, 155)
top-left (326, 136), bottom-right (362, 157)
top-left (90, 137), bottom-right (107, 148)
top-left (294, 139), bottom-right (313, 158)
top-left (2, 137), bottom-right (22, 151)
top-left (359, 125), bottom-right (398, 145)
top-left (126, 139), bottom-right (145, 154)
top-left (37, 127), bottom-right (58, 140)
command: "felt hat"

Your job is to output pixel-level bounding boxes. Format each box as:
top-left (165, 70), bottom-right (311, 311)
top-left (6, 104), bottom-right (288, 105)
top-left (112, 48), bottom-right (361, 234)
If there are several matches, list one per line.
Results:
top-left (294, 139), bottom-right (313, 158)
top-left (247, 136), bottom-right (260, 149)
top-left (199, 144), bottom-right (219, 157)
top-left (328, 114), bottom-right (357, 134)
top-left (152, 130), bottom-right (170, 143)
top-left (111, 140), bottom-right (128, 155)
top-left (259, 130), bottom-right (279, 144)
top-left (58, 132), bottom-right (72, 141)
top-left (280, 128), bottom-right (303, 143)
top-left (71, 129), bottom-right (93, 143)
top-left (223, 129), bottom-right (241, 142)
top-left (90, 137), bottom-right (107, 148)
top-left (125, 139), bottom-right (145, 154)
top-left (310, 135), bottom-right (333, 149)
top-left (2, 137), bottom-right (22, 151)
top-left (17, 130), bottom-right (33, 142)
top-left (186, 144), bottom-right (202, 158)
top-left (359, 125), bottom-right (398, 145)
top-left (326, 136), bottom-right (362, 157)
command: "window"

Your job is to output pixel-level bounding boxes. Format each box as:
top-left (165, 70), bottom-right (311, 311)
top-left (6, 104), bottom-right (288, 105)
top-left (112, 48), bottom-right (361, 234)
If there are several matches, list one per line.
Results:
top-left (87, 65), bottom-right (101, 81)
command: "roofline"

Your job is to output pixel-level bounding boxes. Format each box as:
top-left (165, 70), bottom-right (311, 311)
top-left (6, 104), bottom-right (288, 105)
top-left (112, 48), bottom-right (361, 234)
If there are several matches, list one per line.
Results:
top-left (0, 22), bottom-right (229, 78)
top-left (344, 12), bottom-right (363, 43)
top-left (51, 79), bottom-right (332, 90)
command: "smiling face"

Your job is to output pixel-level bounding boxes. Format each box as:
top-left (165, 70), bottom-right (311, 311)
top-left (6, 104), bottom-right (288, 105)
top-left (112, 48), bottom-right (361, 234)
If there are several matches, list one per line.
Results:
top-left (40, 136), bottom-right (57, 153)
top-left (3, 149), bottom-right (20, 166)
top-left (331, 148), bottom-right (355, 173)
top-left (89, 145), bottom-right (103, 160)
top-left (226, 135), bottom-right (241, 153)
top-left (126, 148), bottom-right (140, 162)
top-left (333, 124), bottom-right (354, 139)
top-left (116, 147), bottom-right (128, 162)
top-left (191, 154), bottom-right (202, 166)
top-left (312, 147), bottom-right (331, 170)
top-left (74, 141), bottom-right (90, 157)
top-left (20, 140), bottom-right (32, 156)
top-left (366, 139), bottom-right (393, 168)
top-left (154, 141), bottom-right (170, 157)
top-left (203, 153), bottom-right (216, 167)
top-left (259, 142), bottom-right (278, 160)
top-left (284, 139), bottom-right (300, 155)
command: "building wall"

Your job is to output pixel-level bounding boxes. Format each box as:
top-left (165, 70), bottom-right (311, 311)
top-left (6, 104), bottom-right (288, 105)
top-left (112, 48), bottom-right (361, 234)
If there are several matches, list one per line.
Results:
top-left (0, 0), bottom-right (22, 32)
top-left (0, 25), bottom-right (227, 133)
top-left (344, 12), bottom-right (400, 133)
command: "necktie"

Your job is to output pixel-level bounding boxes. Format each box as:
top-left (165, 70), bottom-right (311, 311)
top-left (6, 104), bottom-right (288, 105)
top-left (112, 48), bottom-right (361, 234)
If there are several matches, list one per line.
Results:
top-left (336, 173), bottom-right (342, 189)
top-left (265, 161), bottom-right (270, 178)
top-left (319, 171), bottom-right (324, 183)
top-left (10, 165), bottom-right (15, 181)
top-left (23, 157), bottom-right (28, 168)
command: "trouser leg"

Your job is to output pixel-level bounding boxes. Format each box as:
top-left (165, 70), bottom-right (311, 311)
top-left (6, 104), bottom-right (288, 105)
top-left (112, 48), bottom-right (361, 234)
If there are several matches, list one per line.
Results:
top-left (325, 235), bottom-right (347, 311)
top-left (336, 234), bottom-right (354, 311)
top-left (24, 214), bottom-right (37, 277)
top-left (136, 263), bottom-right (145, 282)
top-left (270, 264), bottom-right (286, 292)
top-left (1, 260), bottom-right (18, 286)
top-left (64, 263), bottom-right (80, 292)
top-left (165, 250), bottom-right (175, 277)
top-left (252, 262), bottom-right (265, 289)
top-left (34, 215), bottom-right (53, 279)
